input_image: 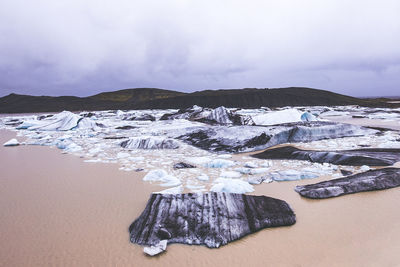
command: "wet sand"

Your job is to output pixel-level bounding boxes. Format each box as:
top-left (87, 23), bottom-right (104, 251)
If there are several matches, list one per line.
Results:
top-left (1, 129), bottom-right (400, 266)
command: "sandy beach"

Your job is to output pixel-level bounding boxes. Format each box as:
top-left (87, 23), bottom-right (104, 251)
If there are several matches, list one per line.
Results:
top-left (1, 128), bottom-right (400, 266)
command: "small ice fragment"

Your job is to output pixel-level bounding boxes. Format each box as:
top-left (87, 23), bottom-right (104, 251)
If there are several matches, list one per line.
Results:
top-left (220, 171), bottom-right (241, 178)
top-left (143, 240), bottom-right (168, 256)
top-left (117, 152), bottom-right (130, 159)
top-left (197, 174), bottom-right (209, 181)
top-left (143, 170), bottom-right (181, 187)
top-left (205, 159), bottom-right (236, 168)
top-left (3, 138), bottom-right (20, 147)
top-left (217, 154), bottom-right (232, 159)
top-left (360, 165), bottom-right (370, 172)
top-left (244, 161), bottom-right (258, 168)
top-left (186, 157), bottom-right (212, 166)
top-left (235, 167), bottom-right (269, 175)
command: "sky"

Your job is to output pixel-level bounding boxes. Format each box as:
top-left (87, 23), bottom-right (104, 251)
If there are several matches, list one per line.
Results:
top-left (0, 0), bottom-right (399, 97)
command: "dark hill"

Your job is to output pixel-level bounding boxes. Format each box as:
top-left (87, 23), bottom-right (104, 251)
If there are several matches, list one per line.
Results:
top-left (0, 87), bottom-right (396, 113)
top-left (132, 87), bottom-right (369, 109)
top-left (90, 88), bottom-right (185, 103)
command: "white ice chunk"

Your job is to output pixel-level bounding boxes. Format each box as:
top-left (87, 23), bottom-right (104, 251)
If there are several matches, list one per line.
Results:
top-left (76, 117), bottom-right (98, 130)
top-left (244, 161), bottom-right (258, 168)
top-left (205, 159), bottom-right (236, 168)
top-left (252, 108), bottom-right (303, 125)
top-left (219, 170), bottom-right (241, 178)
top-left (210, 178), bottom-right (254, 194)
top-left (206, 106), bottom-right (233, 124)
top-left (117, 152), bottom-right (131, 159)
top-left (360, 165), bottom-right (370, 172)
top-left (143, 240), bottom-right (168, 256)
top-left (234, 167), bottom-right (269, 175)
top-left (271, 169), bottom-right (319, 181)
top-left (186, 156), bottom-right (212, 166)
top-left (197, 174), bottom-right (209, 181)
top-left (143, 169), bottom-right (181, 187)
top-left (3, 138), bottom-right (19, 146)
top-left (156, 185), bottom-right (183, 194)
top-left (301, 112), bottom-right (318, 122)
top-left (121, 136), bottom-right (180, 149)
top-left (217, 154), bottom-right (232, 159)
top-left (28, 111), bottom-right (81, 131)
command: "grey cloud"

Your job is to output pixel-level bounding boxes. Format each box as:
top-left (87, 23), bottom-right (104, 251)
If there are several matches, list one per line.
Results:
top-left (0, 0), bottom-right (399, 97)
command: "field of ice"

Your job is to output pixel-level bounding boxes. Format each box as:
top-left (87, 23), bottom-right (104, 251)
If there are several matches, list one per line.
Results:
top-left (1, 105), bottom-right (400, 194)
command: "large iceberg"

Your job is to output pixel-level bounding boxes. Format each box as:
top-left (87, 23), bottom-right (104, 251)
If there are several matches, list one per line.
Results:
top-left (252, 109), bottom-right (303, 125)
top-left (161, 105), bottom-right (254, 126)
top-left (28, 111), bottom-right (81, 131)
top-left (17, 111), bottom-right (98, 131)
top-left (252, 146), bottom-right (400, 166)
top-left (130, 193), bottom-right (296, 251)
top-left (179, 121), bottom-right (377, 153)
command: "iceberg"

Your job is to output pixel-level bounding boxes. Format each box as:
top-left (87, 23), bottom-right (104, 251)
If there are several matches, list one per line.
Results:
top-left (156, 185), bottom-right (183, 194)
top-left (179, 121), bottom-right (377, 153)
top-left (252, 146), bottom-right (400, 166)
top-left (219, 171), bottom-right (241, 178)
top-left (295, 168), bottom-right (400, 199)
top-left (248, 176), bottom-right (273, 185)
top-left (301, 112), bottom-right (318, 122)
top-left (143, 240), bottom-right (168, 256)
top-left (234, 167), bottom-right (269, 175)
top-left (252, 108), bottom-right (303, 125)
top-left (270, 170), bottom-right (319, 181)
top-left (197, 174), bottom-right (210, 181)
top-left (161, 105), bottom-right (254, 125)
top-left (210, 178), bottom-right (254, 193)
top-left (205, 159), bottom-right (236, 168)
top-left (28, 111), bottom-right (81, 131)
top-left (130, 193), bottom-right (295, 251)
top-left (3, 138), bottom-right (20, 147)
top-left (121, 136), bottom-right (180, 149)
top-left (143, 170), bottom-right (181, 187)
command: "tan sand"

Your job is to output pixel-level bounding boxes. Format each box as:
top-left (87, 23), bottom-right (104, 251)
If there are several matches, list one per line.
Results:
top-left (1, 129), bottom-right (400, 267)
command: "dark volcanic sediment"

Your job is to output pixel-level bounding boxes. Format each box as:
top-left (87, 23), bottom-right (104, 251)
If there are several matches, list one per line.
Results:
top-left (252, 146), bottom-right (400, 166)
top-left (295, 168), bottom-right (400, 199)
top-left (129, 192), bottom-right (296, 248)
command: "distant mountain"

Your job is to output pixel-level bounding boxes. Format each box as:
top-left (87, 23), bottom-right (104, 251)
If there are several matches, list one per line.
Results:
top-left (0, 87), bottom-right (396, 113)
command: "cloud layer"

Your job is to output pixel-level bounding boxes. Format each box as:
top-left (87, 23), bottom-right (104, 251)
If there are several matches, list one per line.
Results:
top-left (1, 0), bottom-right (399, 97)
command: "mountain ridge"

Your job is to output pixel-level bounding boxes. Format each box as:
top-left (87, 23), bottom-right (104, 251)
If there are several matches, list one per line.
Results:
top-left (0, 87), bottom-right (397, 113)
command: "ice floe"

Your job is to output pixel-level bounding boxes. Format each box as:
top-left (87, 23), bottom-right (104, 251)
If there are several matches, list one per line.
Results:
top-left (252, 108), bottom-right (303, 125)
top-left (143, 170), bottom-right (181, 187)
top-left (210, 178), bottom-right (254, 193)
top-left (3, 138), bottom-right (20, 146)
top-left (270, 169), bottom-right (319, 181)
top-left (205, 159), bottom-right (236, 168)
top-left (121, 136), bottom-right (180, 149)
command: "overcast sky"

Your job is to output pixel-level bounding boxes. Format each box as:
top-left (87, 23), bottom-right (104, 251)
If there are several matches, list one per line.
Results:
top-left (0, 0), bottom-right (399, 97)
